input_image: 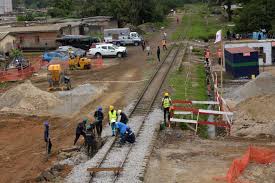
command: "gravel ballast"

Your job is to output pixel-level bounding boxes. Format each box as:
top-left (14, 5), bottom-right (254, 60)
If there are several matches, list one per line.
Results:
top-left (65, 109), bottom-right (163, 183)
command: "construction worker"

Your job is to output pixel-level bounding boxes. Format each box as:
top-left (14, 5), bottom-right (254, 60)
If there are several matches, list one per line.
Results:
top-left (157, 46), bottom-right (161, 62)
top-left (161, 92), bottom-right (172, 126)
top-left (86, 124), bottom-right (96, 157)
top-left (44, 121), bottom-right (52, 155)
top-left (205, 48), bottom-right (210, 66)
top-left (162, 39), bottom-right (167, 51)
top-left (117, 109), bottom-right (129, 124)
top-left (73, 118), bottom-right (88, 145)
top-left (115, 122), bottom-right (135, 144)
top-left (94, 106), bottom-right (104, 137)
top-left (109, 105), bottom-right (117, 136)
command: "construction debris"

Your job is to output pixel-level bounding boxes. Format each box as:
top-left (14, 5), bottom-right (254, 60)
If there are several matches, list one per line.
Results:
top-left (230, 72), bottom-right (275, 103)
top-left (0, 80), bottom-right (62, 114)
top-left (232, 94), bottom-right (275, 138)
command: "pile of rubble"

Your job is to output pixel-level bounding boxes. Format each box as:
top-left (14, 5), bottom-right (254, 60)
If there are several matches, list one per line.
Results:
top-left (227, 72), bottom-right (275, 138)
top-left (0, 80), bottom-right (62, 114)
top-left (231, 72), bottom-right (275, 103)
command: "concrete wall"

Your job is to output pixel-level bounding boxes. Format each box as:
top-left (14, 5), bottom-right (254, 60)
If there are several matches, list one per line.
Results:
top-left (0, 34), bottom-right (15, 53)
top-left (15, 32), bottom-right (59, 50)
top-left (225, 42), bottom-right (273, 66)
top-left (0, 0), bottom-right (12, 14)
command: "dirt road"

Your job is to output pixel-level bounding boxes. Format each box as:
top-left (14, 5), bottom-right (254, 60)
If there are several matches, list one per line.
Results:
top-left (0, 15), bottom-right (180, 183)
top-left (145, 129), bottom-right (275, 183)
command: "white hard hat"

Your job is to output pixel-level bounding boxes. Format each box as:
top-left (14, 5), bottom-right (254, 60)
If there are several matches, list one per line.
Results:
top-left (118, 110), bottom-right (122, 115)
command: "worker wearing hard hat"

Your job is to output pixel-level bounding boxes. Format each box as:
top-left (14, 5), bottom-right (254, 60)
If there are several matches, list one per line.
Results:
top-left (109, 105), bottom-right (117, 136)
top-left (161, 92), bottom-right (172, 126)
top-left (117, 110), bottom-right (129, 124)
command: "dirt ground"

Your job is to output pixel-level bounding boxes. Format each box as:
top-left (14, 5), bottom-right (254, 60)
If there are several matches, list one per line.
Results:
top-left (0, 15), bottom-right (180, 183)
top-left (145, 129), bottom-right (275, 183)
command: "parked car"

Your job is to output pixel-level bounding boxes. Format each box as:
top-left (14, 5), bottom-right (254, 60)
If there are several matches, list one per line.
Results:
top-left (42, 51), bottom-right (69, 62)
top-left (56, 35), bottom-right (100, 51)
top-left (87, 43), bottom-right (127, 58)
top-left (57, 46), bottom-right (86, 57)
top-left (104, 28), bottom-right (143, 46)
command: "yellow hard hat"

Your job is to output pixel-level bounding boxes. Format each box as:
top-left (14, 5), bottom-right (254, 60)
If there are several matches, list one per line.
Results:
top-left (109, 105), bottom-right (114, 110)
top-left (164, 92), bottom-right (169, 97)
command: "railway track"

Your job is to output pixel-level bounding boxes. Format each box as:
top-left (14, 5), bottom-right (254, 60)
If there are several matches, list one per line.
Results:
top-left (89, 44), bottom-right (184, 183)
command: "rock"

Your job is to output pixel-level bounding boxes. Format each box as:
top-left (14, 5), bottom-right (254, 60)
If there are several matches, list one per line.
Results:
top-left (41, 171), bottom-right (54, 181)
top-left (35, 174), bottom-right (45, 182)
top-left (52, 164), bottom-right (65, 172)
top-left (50, 170), bottom-right (59, 176)
top-left (57, 152), bottom-right (73, 160)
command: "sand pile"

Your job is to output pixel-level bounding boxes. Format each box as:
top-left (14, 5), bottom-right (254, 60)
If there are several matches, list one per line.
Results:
top-left (232, 94), bottom-right (275, 138)
top-left (236, 163), bottom-right (275, 183)
top-left (0, 80), bottom-right (62, 113)
top-left (230, 72), bottom-right (275, 103)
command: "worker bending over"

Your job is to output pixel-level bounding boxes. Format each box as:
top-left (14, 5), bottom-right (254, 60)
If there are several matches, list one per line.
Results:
top-left (74, 118), bottom-right (88, 145)
top-left (115, 122), bottom-right (135, 144)
top-left (118, 110), bottom-right (129, 124)
top-left (162, 92), bottom-right (172, 127)
top-left (94, 106), bottom-right (104, 137)
top-left (86, 124), bottom-right (96, 157)
top-left (109, 105), bottom-right (117, 136)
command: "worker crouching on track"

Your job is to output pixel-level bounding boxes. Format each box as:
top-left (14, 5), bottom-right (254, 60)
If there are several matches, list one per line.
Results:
top-left (117, 109), bottom-right (129, 124)
top-left (86, 124), bottom-right (97, 157)
top-left (162, 92), bottom-right (172, 127)
top-left (109, 105), bottom-right (117, 136)
top-left (73, 118), bottom-right (88, 145)
top-left (94, 106), bottom-right (104, 137)
top-left (115, 122), bottom-right (135, 145)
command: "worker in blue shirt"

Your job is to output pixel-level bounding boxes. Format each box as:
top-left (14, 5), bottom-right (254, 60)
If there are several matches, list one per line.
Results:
top-left (115, 122), bottom-right (135, 144)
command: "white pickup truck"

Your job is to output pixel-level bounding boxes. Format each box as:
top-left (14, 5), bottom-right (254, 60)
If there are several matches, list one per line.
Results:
top-left (104, 28), bottom-right (143, 46)
top-left (87, 43), bottom-right (127, 58)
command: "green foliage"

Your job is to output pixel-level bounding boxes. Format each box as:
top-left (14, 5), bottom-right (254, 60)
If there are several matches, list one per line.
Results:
top-left (16, 12), bottom-right (35, 21)
top-left (10, 49), bottom-right (23, 59)
top-left (47, 0), bottom-right (187, 25)
top-left (234, 0), bottom-right (275, 33)
top-left (169, 48), bottom-right (208, 138)
top-left (171, 4), bottom-right (225, 41)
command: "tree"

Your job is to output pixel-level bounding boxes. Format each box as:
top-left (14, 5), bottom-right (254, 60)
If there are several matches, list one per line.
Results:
top-left (234, 0), bottom-right (275, 33)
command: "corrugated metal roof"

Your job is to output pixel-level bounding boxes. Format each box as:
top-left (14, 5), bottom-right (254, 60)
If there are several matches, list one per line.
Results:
top-left (0, 22), bottom-right (82, 34)
top-left (226, 47), bottom-right (256, 54)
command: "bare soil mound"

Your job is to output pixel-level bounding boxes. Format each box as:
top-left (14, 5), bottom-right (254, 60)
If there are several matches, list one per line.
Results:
top-left (236, 163), bottom-right (275, 183)
top-left (231, 72), bottom-right (275, 103)
top-left (0, 80), bottom-right (62, 114)
top-left (232, 94), bottom-right (275, 138)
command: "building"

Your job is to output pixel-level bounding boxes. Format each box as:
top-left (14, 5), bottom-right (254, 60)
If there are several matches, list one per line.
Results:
top-left (224, 40), bottom-right (275, 66)
top-left (0, 32), bottom-right (15, 54)
top-left (0, 22), bottom-right (82, 51)
top-left (225, 47), bottom-right (259, 78)
top-left (0, 0), bottom-right (12, 15)
top-left (0, 16), bottom-right (117, 51)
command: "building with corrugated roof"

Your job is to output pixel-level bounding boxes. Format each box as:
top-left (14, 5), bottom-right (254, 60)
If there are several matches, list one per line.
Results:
top-left (224, 39), bottom-right (275, 66)
top-left (0, 0), bottom-right (12, 15)
top-left (0, 22), bottom-right (82, 51)
top-left (0, 32), bottom-right (15, 54)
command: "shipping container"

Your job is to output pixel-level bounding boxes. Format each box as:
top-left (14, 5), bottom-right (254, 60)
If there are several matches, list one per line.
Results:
top-left (225, 47), bottom-right (259, 78)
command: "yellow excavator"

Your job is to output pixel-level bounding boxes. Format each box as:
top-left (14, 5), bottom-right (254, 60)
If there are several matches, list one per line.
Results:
top-left (68, 55), bottom-right (92, 70)
top-left (47, 64), bottom-right (72, 91)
